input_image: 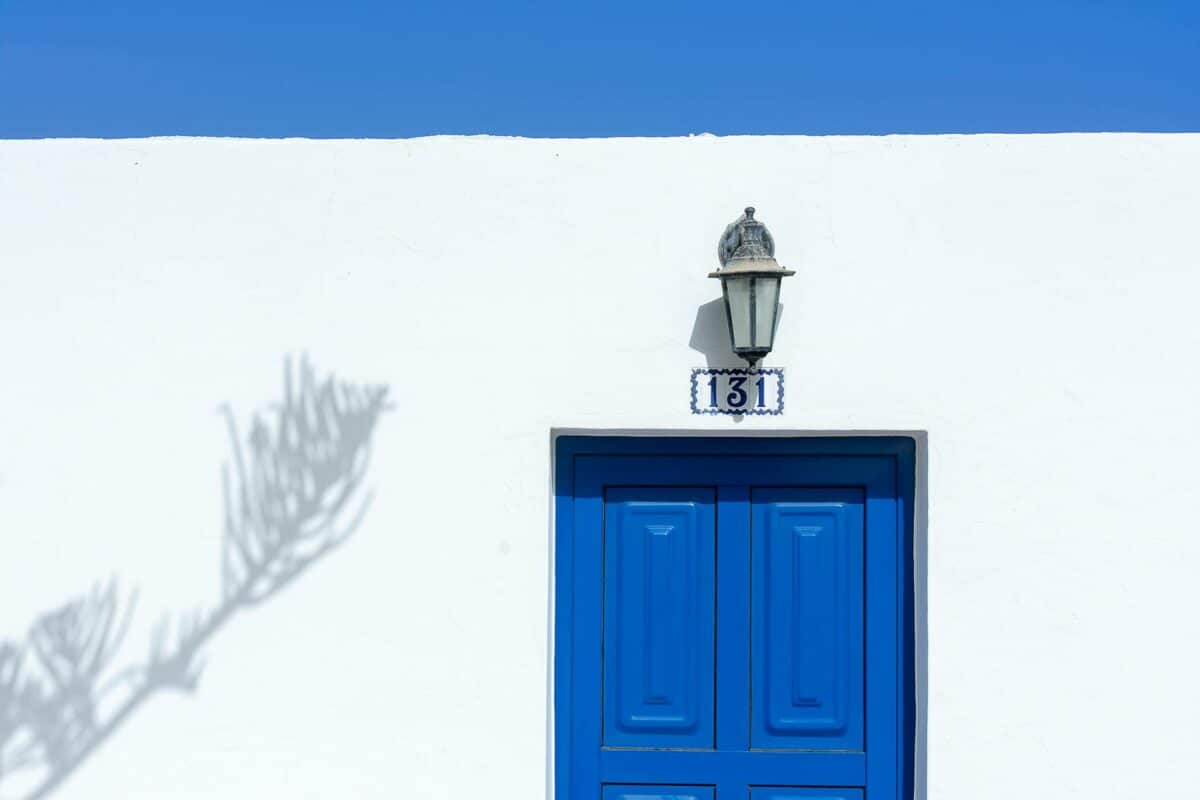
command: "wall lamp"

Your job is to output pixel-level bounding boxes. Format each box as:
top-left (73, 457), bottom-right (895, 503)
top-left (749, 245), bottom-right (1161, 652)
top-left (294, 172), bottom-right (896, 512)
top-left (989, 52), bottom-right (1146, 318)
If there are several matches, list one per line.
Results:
top-left (710, 206), bottom-right (795, 368)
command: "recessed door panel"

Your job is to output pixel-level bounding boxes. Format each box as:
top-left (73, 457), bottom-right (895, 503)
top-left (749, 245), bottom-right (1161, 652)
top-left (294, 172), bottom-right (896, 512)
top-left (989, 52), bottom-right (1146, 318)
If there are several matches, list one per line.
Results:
top-left (603, 487), bottom-right (716, 749)
top-left (602, 785), bottom-right (714, 800)
top-left (749, 789), bottom-right (863, 800)
top-left (752, 488), bottom-right (864, 751)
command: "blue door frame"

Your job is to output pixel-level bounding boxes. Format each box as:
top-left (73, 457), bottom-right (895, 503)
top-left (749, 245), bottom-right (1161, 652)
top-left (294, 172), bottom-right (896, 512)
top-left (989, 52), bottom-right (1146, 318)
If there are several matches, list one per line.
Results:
top-left (554, 436), bottom-right (916, 800)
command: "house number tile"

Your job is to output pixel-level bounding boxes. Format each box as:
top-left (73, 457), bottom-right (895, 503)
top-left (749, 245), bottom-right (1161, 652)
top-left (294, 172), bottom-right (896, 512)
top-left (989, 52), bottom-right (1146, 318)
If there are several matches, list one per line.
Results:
top-left (690, 367), bottom-right (784, 416)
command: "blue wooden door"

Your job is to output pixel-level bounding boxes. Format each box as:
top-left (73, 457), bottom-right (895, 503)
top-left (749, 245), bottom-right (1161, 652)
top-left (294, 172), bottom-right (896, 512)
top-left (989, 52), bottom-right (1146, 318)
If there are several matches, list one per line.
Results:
top-left (556, 439), bottom-right (912, 800)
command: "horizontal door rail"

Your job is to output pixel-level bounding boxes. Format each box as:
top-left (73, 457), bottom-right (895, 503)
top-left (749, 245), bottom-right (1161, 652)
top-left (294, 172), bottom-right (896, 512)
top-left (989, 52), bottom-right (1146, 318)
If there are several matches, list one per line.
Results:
top-left (599, 750), bottom-right (866, 787)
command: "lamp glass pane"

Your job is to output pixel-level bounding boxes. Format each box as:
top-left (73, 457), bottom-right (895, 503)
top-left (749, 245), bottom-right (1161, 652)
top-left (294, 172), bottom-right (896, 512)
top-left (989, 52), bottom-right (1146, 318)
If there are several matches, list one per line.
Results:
top-left (724, 276), bottom-right (753, 349)
top-left (753, 277), bottom-right (780, 348)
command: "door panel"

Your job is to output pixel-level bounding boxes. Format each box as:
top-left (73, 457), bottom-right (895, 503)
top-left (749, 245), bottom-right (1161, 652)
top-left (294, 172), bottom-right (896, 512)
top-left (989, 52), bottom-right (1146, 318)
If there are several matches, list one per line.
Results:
top-left (748, 789), bottom-right (862, 800)
top-left (752, 489), bottom-right (864, 751)
top-left (604, 487), bottom-right (716, 749)
top-left (601, 786), bottom-right (714, 800)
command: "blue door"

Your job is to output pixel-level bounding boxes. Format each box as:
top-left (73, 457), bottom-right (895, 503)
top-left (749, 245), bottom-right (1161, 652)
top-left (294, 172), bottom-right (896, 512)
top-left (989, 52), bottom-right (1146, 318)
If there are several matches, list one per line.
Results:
top-left (555, 438), bottom-right (914, 800)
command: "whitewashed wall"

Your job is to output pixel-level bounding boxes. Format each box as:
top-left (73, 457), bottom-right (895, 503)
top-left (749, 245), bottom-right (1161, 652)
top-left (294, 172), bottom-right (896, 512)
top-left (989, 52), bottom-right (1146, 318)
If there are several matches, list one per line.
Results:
top-left (1, 133), bottom-right (1198, 800)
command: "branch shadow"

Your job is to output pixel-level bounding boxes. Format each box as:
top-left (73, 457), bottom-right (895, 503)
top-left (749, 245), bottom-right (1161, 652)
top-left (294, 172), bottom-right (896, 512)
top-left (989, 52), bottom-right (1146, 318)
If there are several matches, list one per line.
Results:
top-left (0, 355), bottom-right (390, 799)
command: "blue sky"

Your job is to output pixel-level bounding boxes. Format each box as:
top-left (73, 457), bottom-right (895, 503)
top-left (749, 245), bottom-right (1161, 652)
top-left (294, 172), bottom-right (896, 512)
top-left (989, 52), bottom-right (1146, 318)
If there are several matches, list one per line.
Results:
top-left (1, 0), bottom-right (1197, 138)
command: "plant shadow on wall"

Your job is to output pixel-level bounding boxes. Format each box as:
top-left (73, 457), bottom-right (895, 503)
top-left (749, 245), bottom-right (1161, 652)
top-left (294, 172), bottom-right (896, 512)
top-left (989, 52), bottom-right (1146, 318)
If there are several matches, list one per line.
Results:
top-left (0, 356), bottom-right (390, 799)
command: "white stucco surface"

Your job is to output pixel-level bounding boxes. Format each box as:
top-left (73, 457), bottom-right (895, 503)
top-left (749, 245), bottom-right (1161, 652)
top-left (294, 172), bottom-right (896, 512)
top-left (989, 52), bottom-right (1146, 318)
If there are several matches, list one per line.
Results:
top-left (1, 133), bottom-right (1198, 799)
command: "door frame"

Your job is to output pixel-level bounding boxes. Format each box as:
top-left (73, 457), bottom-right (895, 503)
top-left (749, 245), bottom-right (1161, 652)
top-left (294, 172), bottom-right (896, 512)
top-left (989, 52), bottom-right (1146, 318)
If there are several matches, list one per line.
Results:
top-left (552, 434), bottom-right (918, 800)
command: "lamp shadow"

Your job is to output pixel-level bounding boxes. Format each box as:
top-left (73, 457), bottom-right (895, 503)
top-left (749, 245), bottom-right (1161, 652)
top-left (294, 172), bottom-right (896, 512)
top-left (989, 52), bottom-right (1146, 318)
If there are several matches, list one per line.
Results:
top-left (688, 298), bottom-right (743, 369)
top-left (0, 356), bottom-right (390, 799)
top-left (688, 297), bottom-right (787, 369)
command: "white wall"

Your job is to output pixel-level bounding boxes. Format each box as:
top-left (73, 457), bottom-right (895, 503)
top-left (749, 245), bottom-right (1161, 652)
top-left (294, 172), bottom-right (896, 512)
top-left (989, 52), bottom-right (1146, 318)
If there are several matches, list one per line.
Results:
top-left (1, 133), bottom-right (1198, 800)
